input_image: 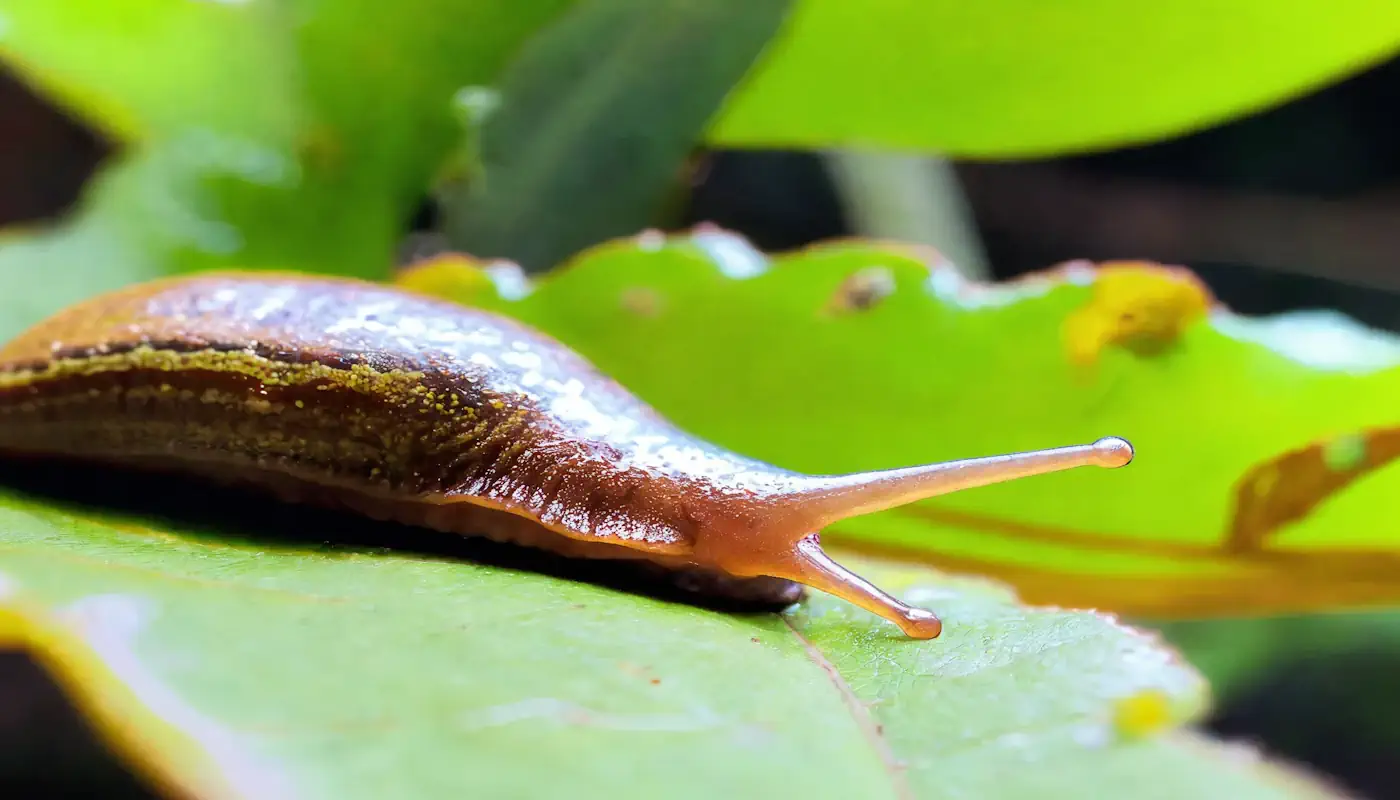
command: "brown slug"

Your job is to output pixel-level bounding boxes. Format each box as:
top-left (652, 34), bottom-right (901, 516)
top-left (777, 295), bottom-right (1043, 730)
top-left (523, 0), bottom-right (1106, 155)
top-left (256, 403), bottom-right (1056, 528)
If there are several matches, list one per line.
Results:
top-left (0, 272), bottom-right (1133, 638)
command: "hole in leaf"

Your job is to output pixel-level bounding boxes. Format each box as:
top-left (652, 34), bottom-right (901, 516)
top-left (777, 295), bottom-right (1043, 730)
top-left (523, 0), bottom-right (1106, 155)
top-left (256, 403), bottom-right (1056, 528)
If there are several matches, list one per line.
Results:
top-left (0, 650), bottom-right (161, 799)
top-left (0, 66), bottom-right (112, 229)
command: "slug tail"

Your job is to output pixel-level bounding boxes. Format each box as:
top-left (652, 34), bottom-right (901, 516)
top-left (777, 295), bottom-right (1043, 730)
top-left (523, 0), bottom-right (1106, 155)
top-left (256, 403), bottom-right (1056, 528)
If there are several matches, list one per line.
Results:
top-left (787, 437), bottom-right (1134, 530)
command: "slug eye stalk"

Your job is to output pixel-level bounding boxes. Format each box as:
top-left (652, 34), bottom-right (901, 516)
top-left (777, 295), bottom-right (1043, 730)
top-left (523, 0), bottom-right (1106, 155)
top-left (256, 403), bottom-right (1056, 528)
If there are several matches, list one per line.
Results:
top-left (767, 437), bottom-right (1134, 639)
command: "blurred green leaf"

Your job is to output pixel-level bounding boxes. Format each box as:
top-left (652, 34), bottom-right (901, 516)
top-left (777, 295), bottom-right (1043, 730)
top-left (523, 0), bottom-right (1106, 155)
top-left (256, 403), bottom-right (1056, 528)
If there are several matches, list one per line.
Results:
top-left (1156, 611), bottom-right (1400, 700)
top-left (1152, 611), bottom-right (1400, 794)
top-left (706, 0), bottom-right (1400, 156)
top-left (0, 0), bottom-right (575, 317)
top-left (0, 477), bottom-right (1341, 799)
top-left (397, 232), bottom-right (1400, 619)
top-left (443, 0), bottom-right (792, 273)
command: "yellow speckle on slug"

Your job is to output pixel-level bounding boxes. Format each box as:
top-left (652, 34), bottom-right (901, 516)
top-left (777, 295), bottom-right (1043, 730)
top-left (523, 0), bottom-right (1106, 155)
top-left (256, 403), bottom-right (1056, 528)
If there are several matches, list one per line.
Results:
top-left (0, 345), bottom-right (426, 401)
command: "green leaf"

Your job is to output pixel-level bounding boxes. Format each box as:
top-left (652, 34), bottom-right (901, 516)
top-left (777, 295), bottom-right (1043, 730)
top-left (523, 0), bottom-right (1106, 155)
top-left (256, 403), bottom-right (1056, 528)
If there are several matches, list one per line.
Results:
top-left (0, 0), bottom-right (299, 142)
top-left (395, 233), bottom-right (1400, 619)
top-left (442, 0), bottom-right (792, 273)
top-left (0, 0), bottom-right (575, 316)
top-left (1158, 610), bottom-right (1400, 700)
top-left (0, 476), bottom-right (1337, 799)
top-left (1155, 611), bottom-right (1400, 773)
top-left (706, 0), bottom-right (1400, 156)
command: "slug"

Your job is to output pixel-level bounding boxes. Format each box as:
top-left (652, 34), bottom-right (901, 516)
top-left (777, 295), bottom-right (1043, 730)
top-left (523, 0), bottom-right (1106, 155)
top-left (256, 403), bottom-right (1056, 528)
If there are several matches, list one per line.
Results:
top-left (0, 272), bottom-right (1133, 638)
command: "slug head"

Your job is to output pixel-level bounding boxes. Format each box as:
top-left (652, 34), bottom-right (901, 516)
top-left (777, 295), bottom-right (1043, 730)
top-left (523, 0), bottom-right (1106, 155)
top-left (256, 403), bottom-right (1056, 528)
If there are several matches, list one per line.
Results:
top-left (692, 437), bottom-right (1135, 639)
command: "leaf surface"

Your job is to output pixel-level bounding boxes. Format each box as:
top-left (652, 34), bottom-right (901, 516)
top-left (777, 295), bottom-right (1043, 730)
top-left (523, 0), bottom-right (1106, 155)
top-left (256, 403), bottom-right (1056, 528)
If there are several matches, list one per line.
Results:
top-left (0, 0), bottom-right (574, 317)
top-left (397, 233), bottom-right (1400, 618)
top-left (442, 0), bottom-right (792, 273)
top-left (0, 477), bottom-right (1335, 799)
top-left (706, 0), bottom-right (1400, 156)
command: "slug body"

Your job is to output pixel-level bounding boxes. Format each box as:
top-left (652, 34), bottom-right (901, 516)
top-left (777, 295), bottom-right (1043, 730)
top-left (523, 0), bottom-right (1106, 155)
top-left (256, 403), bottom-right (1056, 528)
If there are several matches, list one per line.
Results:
top-left (0, 272), bottom-right (1133, 638)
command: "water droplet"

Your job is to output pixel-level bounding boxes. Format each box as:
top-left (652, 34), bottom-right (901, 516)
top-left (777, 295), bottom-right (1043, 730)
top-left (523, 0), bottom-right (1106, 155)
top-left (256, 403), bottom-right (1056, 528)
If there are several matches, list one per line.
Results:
top-left (1071, 722), bottom-right (1111, 749)
top-left (61, 593), bottom-right (153, 639)
top-left (483, 260), bottom-right (532, 300)
top-left (904, 586), bottom-right (957, 605)
top-left (1062, 260), bottom-right (1096, 285)
top-left (691, 227), bottom-right (766, 279)
top-left (453, 86), bottom-right (501, 128)
top-left (171, 128), bottom-right (294, 185)
top-left (635, 229), bottom-right (665, 252)
top-left (994, 731), bottom-right (1031, 749)
top-left (1212, 309), bottom-right (1400, 373)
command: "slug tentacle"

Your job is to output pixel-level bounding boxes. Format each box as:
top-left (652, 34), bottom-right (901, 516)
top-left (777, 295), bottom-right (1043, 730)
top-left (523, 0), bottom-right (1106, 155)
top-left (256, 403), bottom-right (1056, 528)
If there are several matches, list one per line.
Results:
top-left (791, 535), bottom-right (942, 638)
top-left (715, 437), bottom-right (1134, 639)
top-left (777, 436), bottom-right (1134, 533)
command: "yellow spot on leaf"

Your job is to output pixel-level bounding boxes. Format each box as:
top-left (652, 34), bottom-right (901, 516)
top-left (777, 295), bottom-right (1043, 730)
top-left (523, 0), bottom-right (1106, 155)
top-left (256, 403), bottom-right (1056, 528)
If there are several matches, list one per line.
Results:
top-left (394, 253), bottom-right (497, 305)
top-left (1112, 689), bottom-right (1175, 739)
top-left (1228, 426), bottom-right (1400, 552)
top-left (1064, 262), bottom-right (1213, 367)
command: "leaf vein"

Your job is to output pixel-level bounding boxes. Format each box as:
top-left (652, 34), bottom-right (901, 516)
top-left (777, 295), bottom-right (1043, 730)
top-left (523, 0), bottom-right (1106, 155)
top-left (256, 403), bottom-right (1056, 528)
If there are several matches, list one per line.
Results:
top-left (782, 617), bottom-right (911, 800)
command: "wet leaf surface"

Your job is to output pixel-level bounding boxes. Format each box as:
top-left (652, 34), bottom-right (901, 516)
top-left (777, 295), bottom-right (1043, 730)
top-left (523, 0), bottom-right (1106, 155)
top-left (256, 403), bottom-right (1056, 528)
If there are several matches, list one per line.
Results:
top-left (0, 469), bottom-right (1336, 799)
